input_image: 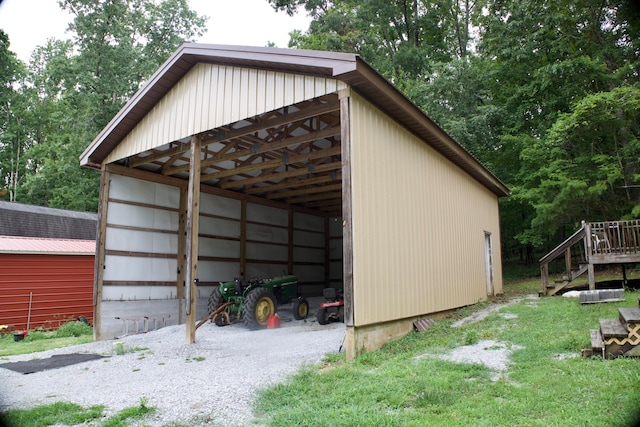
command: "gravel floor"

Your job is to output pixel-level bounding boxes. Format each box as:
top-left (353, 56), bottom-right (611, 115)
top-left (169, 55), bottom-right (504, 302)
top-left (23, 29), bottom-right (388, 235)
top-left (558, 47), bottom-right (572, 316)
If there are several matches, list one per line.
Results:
top-left (0, 301), bottom-right (346, 427)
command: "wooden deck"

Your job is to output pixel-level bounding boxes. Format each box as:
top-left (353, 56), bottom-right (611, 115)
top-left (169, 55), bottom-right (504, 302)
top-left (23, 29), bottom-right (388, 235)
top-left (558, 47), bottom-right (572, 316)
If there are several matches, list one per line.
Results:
top-left (540, 220), bottom-right (640, 296)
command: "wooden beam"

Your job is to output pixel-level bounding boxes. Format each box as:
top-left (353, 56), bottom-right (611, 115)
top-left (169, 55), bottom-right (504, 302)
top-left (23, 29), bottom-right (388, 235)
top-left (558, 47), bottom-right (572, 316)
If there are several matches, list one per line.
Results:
top-left (287, 191), bottom-right (342, 205)
top-left (185, 135), bottom-right (201, 344)
top-left (288, 209), bottom-right (294, 275)
top-left (158, 101), bottom-right (340, 175)
top-left (93, 166), bottom-right (110, 341)
top-left (164, 126), bottom-right (340, 176)
top-left (202, 145), bottom-right (342, 181)
top-left (220, 161), bottom-right (342, 189)
top-left (267, 183), bottom-right (342, 200)
top-left (244, 173), bottom-right (341, 195)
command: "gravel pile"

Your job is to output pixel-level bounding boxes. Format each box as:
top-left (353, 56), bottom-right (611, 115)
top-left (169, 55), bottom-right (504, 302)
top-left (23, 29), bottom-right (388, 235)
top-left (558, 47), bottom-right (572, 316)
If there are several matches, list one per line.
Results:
top-left (0, 305), bottom-right (346, 427)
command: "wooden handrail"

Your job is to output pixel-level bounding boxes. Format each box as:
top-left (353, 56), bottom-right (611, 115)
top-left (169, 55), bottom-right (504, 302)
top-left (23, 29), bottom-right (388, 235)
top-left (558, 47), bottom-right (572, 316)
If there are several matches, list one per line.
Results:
top-left (539, 222), bottom-right (587, 266)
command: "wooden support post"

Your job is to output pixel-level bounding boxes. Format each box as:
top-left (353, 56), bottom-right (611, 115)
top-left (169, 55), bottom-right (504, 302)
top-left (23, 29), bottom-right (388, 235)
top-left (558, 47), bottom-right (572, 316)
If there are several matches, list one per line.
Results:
top-left (177, 187), bottom-right (187, 324)
top-left (565, 247), bottom-right (571, 280)
top-left (584, 222), bottom-right (596, 290)
top-left (324, 216), bottom-right (331, 287)
top-left (93, 166), bottom-right (110, 341)
top-left (288, 209), bottom-right (294, 275)
top-left (622, 264), bottom-right (628, 287)
top-left (185, 135), bottom-right (201, 344)
top-left (240, 199), bottom-right (247, 278)
top-left (541, 263), bottom-right (549, 295)
top-left (339, 88), bottom-right (355, 360)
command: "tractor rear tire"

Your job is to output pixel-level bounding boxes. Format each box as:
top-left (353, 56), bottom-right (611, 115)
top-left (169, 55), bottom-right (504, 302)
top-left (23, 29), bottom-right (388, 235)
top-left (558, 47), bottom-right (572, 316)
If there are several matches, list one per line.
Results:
top-left (293, 298), bottom-right (309, 320)
top-left (208, 288), bottom-right (228, 326)
top-left (317, 307), bottom-right (330, 325)
top-left (208, 287), bottom-right (223, 312)
top-left (243, 287), bottom-right (277, 328)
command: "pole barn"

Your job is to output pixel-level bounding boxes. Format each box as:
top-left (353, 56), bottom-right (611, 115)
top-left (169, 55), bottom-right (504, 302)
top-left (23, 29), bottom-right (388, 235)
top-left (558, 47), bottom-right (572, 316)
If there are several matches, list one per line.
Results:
top-left (80, 44), bottom-right (510, 360)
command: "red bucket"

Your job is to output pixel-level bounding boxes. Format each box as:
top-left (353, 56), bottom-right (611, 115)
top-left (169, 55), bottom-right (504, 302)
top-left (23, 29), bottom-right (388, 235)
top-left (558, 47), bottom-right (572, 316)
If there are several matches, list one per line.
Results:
top-left (267, 314), bottom-right (280, 329)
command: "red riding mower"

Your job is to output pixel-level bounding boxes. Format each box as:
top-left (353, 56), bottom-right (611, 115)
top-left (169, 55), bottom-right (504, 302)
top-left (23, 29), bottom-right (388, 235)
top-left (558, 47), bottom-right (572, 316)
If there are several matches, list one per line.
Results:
top-left (317, 288), bottom-right (344, 324)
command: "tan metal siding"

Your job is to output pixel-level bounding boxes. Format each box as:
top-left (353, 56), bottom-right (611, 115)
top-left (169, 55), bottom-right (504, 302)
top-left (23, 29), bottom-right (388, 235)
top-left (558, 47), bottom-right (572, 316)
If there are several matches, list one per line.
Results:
top-left (350, 92), bottom-right (503, 326)
top-left (106, 64), bottom-right (347, 164)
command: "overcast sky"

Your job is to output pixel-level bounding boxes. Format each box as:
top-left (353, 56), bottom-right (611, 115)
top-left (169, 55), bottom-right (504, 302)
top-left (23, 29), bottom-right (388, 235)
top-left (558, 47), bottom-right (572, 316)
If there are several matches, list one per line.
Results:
top-left (0, 0), bottom-right (312, 62)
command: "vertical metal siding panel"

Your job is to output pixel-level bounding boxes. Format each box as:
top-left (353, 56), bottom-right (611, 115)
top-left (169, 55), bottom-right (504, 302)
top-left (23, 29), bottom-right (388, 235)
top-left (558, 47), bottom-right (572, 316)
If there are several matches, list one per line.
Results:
top-left (239, 68), bottom-right (251, 119)
top-left (230, 67), bottom-right (242, 123)
top-left (293, 74), bottom-right (305, 104)
top-left (193, 64), bottom-right (205, 133)
top-left (351, 92), bottom-right (501, 326)
top-left (0, 254), bottom-right (94, 329)
top-left (105, 65), bottom-right (345, 164)
top-left (274, 72), bottom-right (285, 108)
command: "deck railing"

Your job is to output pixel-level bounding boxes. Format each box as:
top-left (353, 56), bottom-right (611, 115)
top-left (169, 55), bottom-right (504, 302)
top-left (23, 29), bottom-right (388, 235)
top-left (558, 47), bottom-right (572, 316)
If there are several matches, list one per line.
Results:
top-left (540, 219), bottom-right (640, 295)
top-left (587, 220), bottom-right (640, 255)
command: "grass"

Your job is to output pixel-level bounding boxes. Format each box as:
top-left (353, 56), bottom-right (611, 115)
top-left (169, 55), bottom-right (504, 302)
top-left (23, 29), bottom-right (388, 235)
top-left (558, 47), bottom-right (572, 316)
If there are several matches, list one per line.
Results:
top-left (0, 399), bottom-right (153, 427)
top-left (0, 320), bottom-right (93, 357)
top-left (253, 279), bottom-right (640, 427)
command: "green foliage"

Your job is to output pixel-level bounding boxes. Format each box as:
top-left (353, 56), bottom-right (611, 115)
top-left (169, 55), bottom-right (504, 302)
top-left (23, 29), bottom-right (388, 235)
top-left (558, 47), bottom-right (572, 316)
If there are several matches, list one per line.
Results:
top-left (255, 290), bottom-right (640, 426)
top-left (53, 320), bottom-right (93, 338)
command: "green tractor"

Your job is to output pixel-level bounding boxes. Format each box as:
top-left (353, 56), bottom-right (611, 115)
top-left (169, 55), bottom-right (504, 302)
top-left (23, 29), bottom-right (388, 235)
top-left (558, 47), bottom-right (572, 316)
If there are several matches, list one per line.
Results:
top-left (207, 275), bottom-right (309, 328)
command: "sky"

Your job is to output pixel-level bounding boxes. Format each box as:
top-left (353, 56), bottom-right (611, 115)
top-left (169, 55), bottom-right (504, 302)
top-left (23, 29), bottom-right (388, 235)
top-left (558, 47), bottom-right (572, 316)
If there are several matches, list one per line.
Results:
top-left (0, 0), bottom-right (313, 62)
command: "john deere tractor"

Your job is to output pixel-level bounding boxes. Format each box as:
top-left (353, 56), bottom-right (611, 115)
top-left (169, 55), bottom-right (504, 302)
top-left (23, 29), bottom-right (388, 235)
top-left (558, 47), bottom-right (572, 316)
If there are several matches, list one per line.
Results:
top-left (207, 275), bottom-right (309, 328)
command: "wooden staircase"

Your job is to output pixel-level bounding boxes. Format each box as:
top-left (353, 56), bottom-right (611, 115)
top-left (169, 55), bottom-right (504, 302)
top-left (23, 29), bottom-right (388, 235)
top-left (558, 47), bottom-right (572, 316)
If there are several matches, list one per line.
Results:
top-left (585, 297), bottom-right (640, 359)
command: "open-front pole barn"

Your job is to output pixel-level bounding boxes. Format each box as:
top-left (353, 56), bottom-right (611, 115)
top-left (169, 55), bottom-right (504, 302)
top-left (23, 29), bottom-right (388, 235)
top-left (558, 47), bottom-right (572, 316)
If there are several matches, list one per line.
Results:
top-left (80, 44), bottom-right (510, 360)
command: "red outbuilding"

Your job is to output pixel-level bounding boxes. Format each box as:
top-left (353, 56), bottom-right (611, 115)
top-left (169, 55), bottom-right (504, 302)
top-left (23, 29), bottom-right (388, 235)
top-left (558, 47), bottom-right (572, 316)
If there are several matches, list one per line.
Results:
top-left (0, 236), bottom-right (95, 330)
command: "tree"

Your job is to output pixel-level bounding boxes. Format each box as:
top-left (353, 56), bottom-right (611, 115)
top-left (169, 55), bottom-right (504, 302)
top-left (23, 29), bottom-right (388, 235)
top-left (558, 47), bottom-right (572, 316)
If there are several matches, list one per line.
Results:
top-left (8, 0), bottom-right (208, 211)
top-left (0, 30), bottom-right (27, 202)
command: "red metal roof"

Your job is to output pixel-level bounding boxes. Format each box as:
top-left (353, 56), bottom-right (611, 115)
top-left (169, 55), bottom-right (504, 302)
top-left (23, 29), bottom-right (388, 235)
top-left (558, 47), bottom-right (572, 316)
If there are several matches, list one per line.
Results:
top-left (0, 236), bottom-right (95, 255)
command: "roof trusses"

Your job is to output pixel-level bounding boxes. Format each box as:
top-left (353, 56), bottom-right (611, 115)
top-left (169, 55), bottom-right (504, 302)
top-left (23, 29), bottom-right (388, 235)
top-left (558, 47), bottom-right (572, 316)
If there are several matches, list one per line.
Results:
top-left (123, 95), bottom-right (343, 216)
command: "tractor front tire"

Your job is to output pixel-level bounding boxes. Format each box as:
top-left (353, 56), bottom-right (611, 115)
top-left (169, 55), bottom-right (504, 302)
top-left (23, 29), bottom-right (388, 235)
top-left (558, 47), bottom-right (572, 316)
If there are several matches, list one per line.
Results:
top-left (293, 298), bottom-right (309, 320)
top-left (243, 287), bottom-right (277, 328)
top-left (317, 307), bottom-right (330, 325)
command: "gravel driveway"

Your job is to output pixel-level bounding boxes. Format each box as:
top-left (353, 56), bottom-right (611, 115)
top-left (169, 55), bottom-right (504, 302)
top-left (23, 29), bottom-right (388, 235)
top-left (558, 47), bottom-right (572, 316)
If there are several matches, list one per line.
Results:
top-left (0, 301), bottom-right (346, 426)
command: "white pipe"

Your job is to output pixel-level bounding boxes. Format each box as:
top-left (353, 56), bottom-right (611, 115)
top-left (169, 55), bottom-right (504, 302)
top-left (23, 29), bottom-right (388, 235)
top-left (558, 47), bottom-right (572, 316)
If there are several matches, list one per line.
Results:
top-left (27, 292), bottom-right (33, 330)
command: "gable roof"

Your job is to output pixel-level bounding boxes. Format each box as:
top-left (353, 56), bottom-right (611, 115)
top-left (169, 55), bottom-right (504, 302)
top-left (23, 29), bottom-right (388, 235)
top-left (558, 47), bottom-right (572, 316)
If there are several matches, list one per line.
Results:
top-left (80, 43), bottom-right (509, 197)
top-left (0, 201), bottom-right (97, 240)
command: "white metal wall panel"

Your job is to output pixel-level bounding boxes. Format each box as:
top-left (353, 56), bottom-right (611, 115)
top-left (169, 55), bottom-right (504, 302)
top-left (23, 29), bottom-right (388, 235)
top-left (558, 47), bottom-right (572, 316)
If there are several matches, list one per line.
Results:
top-left (246, 263), bottom-right (288, 279)
top-left (247, 203), bottom-right (288, 227)
top-left (200, 193), bottom-right (241, 218)
top-left (102, 285), bottom-right (178, 301)
top-left (199, 216), bottom-right (241, 239)
top-left (105, 64), bottom-right (347, 163)
top-left (108, 174), bottom-right (180, 208)
top-left (293, 265), bottom-right (325, 283)
top-left (294, 212), bottom-right (324, 230)
top-left (107, 202), bottom-right (178, 231)
top-left (105, 228), bottom-right (177, 254)
top-left (293, 230), bottom-right (324, 247)
top-left (198, 237), bottom-right (240, 258)
top-left (246, 243), bottom-right (288, 261)
top-left (103, 255), bottom-right (177, 282)
top-left (246, 223), bottom-right (288, 244)
top-left (349, 92), bottom-right (503, 326)
top-left (199, 260), bottom-right (240, 282)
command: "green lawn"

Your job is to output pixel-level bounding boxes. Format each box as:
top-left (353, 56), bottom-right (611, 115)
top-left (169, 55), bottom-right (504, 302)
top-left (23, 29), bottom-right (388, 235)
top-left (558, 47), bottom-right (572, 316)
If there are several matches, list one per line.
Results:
top-left (254, 280), bottom-right (640, 427)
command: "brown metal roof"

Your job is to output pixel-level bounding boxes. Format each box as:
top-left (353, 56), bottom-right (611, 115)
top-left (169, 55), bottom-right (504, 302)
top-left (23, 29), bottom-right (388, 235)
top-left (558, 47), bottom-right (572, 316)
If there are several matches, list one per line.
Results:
top-left (80, 43), bottom-right (510, 198)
